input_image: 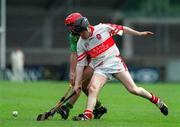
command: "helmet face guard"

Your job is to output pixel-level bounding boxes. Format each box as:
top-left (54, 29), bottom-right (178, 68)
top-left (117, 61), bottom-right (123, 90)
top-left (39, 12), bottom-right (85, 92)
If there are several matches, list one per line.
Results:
top-left (73, 17), bottom-right (89, 33)
top-left (74, 27), bottom-right (87, 33)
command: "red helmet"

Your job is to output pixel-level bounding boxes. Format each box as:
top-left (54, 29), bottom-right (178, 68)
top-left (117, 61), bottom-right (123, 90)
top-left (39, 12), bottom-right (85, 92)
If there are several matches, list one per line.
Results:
top-left (65, 12), bottom-right (82, 26)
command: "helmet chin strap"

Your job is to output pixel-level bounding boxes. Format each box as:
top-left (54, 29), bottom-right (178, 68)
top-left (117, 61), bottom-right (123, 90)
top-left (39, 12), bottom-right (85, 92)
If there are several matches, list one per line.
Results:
top-left (86, 27), bottom-right (91, 38)
top-left (87, 26), bottom-right (93, 37)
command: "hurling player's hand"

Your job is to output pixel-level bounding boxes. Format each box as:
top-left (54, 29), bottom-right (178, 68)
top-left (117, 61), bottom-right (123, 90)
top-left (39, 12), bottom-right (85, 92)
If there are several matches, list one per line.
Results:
top-left (73, 84), bottom-right (82, 94)
top-left (140, 31), bottom-right (154, 36)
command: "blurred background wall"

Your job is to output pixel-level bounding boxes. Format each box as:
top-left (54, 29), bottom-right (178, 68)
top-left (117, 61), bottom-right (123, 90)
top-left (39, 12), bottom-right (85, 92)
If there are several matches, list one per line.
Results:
top-left (0, 0), bottom-right (180, 82)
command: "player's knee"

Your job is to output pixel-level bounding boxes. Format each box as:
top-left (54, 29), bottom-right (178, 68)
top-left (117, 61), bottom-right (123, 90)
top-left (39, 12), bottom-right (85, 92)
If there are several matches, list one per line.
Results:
top-left (88, 84), bottom-right (98, 94)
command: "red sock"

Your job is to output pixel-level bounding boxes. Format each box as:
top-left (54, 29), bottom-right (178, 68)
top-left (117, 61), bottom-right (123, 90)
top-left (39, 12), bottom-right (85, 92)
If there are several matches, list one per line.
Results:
top-left (84, 110), bottom-right (93, 120)
top-left (150, 93), bottom-right (159, 104)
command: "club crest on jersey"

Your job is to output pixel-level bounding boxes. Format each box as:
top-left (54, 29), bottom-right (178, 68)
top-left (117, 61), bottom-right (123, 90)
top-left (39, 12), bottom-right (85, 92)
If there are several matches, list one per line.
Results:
top-left (96, 34), bottom-right (102, 40)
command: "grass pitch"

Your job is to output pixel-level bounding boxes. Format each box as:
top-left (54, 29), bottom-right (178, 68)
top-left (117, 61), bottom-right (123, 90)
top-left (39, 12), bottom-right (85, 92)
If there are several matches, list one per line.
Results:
top-left (0, 81), bottom-right (180, 127)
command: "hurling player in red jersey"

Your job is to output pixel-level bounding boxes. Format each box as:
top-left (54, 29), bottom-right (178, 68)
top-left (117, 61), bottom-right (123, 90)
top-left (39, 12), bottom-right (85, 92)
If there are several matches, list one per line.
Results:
top-left (70, 14), bottom-right (168, 121)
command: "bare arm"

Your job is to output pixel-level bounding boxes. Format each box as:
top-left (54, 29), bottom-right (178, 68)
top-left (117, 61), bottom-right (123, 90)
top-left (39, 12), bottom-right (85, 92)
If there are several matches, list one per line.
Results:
top-left (69, 52), bottom-right (77, 86)
top-left (123, 26), bottom-right (154, 36)
top-left (73, 65), bottom-right (84, 92)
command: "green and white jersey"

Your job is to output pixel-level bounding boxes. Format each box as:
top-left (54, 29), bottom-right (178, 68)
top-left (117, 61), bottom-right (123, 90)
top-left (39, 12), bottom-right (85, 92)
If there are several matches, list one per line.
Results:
top-left (69, 33), bottom-right (80, 52)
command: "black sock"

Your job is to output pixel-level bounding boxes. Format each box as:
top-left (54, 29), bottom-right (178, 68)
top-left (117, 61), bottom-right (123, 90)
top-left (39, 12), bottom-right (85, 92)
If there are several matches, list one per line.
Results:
top-left (65, 102), bottom-right (73, 109)
top-left (95, 101), bottom-right (101, 109)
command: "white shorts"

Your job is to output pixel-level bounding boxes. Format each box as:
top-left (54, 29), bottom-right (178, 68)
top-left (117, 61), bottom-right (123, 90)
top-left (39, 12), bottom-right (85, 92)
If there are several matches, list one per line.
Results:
top-left (92, 56), bottom-right (128, 79)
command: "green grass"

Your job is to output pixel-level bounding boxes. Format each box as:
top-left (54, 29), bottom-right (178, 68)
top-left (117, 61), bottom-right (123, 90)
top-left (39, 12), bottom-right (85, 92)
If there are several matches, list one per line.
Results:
top-left (0, 81), bottom-right (180, 127)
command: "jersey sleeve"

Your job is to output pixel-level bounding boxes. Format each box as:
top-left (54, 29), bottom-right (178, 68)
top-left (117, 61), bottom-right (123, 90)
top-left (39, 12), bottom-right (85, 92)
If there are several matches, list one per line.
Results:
top-left (77, 40), bottom-right (88, 66)
top-left (69, 33), bottom-right (79, 52)
top-left (103, 23), bottom-right (124, 36)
